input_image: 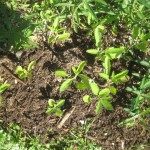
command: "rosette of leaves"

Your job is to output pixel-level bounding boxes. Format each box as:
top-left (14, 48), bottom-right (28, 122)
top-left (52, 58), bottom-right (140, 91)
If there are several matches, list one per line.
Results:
top-left (0, 77), bottom-right (11, 104)
top-left (46, 99), bottom-right (65, 116)
top-left (83, 54), bottom-right (128, 114)
top-left (47, 17), bottom-right (70, 44)
top-left (15, 61), bottom-right (36, 79)
top-left (55, 61), bottom-right (90, 92)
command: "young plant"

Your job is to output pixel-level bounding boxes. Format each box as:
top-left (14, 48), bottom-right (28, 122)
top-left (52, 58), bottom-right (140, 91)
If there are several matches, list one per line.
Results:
top-left (83, 80), bottom-right (114, 114)
top-left (55, 61), bottom-right (89, 92)
top-left (119, 59), bottom-right (150, 127)
top-left (0, 77), bottom-right (11, 104)
top-left (47, 17), bottom-right (70, 44)
top-left (83, 55), bottom-right (128, 114)
top-left (15, 61), bottom-right (36, 79)
top-left (46, 99), bottom-right (65, 117)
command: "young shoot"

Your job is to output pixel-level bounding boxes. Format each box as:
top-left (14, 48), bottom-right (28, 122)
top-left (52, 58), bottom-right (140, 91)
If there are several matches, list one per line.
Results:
top-left (15, 61), bottom-right (36, 79)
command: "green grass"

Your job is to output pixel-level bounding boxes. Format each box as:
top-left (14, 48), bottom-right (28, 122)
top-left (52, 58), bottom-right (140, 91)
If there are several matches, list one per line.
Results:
top-left (0, 123), bottom-right (102, 150)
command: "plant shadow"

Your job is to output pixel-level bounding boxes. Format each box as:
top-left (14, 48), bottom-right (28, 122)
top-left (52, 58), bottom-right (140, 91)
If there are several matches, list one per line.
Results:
top-left (0, 2), bottom-right (36, 52)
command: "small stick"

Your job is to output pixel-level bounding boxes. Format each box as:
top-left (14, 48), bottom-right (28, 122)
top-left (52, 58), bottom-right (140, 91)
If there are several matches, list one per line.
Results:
top-left (57, 106), bottom-right (76, 129)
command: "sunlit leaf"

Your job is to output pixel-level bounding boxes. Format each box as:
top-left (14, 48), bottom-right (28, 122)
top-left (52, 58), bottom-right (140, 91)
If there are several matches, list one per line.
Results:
top-left (27, 61), bottom-right (36, 72)
top-left (99, 73), bottom-right (109, 80)
top-left (86, 49), bottom-right (99, 55)
top-left (55, 70), bottom-right (68, 77)
top-left (56, 99), bottom-right (65, 107)
top-left (99, 88), bottom-right (110, 96)
top-left (76, 61), bottom-right (86, 75)
top-left (95, 100), bottom-right (103, 114)
top-left (57, 33), bottom-right (70, 41)
top-left (60, 78), bottom-right (74, 92)
top-left (83, 95), bottom-right (92, 103)
top-left (89, 81), bottom-right (100, 96)
top-left (0, 84), bottom-right (11, 94)
top-left (104, 56), bottom-right (111, 75)
top-left (101, 99), bottom-right (113, 110)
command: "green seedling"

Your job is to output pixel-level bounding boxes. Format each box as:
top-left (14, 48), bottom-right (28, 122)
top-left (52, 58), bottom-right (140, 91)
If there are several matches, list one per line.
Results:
top-left (120, 58), bottom-right (150, 127)
top-left (87, 46), bottom-right (126, 62)
top-left (83, 55), bottom-right (128, 114)
top-left (15, 61), bottom-right (36, 79)
top-left (46, 99), bottom-right (65, 116)
top-left (99, 55), bottom-right (129, 85)
top-left (47, 17), bottom-right (70, 44)
top-left (84, 80), bottom-right (114, 114)
top-left (0, 77), bottom-right (11, 104)
top-left (55, 61), bottom-right (89, 92)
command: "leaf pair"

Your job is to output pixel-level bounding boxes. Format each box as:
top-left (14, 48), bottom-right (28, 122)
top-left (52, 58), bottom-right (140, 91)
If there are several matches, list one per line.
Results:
top-left (46, 99), bottom-right (65, 116)
top-left (15, 61), bottom-right (36, 79)
top-left (55, 61), bottom-right (87, 93)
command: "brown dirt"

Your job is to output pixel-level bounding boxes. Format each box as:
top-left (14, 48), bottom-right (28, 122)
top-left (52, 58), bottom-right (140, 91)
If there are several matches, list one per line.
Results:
top-left (0, 36), bottom-right (150, 150)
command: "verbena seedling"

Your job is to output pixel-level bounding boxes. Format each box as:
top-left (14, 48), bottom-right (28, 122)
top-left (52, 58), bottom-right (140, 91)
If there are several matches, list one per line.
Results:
top-left (46, 99), bottom-right (65, 116)
top-left (15, 61), bottom-right (36, 79)
top-left (83, 54), bottom-right (128, 114)
top-left (47, 17), bottom-right (70, 44)
top-left (55, 61), bottom-right (89, 92)
top-left (0, 77), bottom-right (11, 104)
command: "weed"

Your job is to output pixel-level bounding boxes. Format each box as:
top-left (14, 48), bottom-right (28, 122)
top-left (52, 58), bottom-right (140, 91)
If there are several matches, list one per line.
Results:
top-left (15, 61), bottom-right (36, 79)
top-left (0, 76), bottom-right (11, 104)
top-left (46, 99), bottom-right (65, 116)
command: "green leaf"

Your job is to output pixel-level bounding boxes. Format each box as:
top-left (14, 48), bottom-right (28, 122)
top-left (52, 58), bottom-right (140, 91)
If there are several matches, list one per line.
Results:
top-left (143, 81), bottom-right (150, 90)
top-left (122, 0), bottom-right (129, 8)
top-left (0, 84), bottom-right (11, 94)
top-left (76, 61), bottom-right (86, 75)
top-left (55, 70), bottom-right (68, 77)
top-left (78, 74), bottom-right (90, 80)
top-left (112, 70), bottom-right (128, 82)
top-left (139, 61), bottom-right (150, 67)
top-left (83, 0), bottom-right (97, 20)
top-left (136, 41), bottom-right (148, 52)
top-left (86, 49), bottom-right (99, 55)
top-left (105, 47), bottom-right (125, 54)
top-left (110, 86), bottom-right (117, 95)
top-left (53, 17), bottom-right (59, 29)
top-left (15, 66), bottom-right (23, 73)
top-left (76, 81), bottom-right (88, 90)
top-left (57, 33), bottom-right (70, 41)
top-left (132, 25), bottom-right (140, 40)
top-left (99, 73), bottom-right (109, 80)
top-left (56, 99), bottom-right (65, 107)
top-left (99, 88), bottom-right (110, 96)
top-left (48, 36), bottom-right (55, 43)
top-left (95, 100), bottom-right (103, 114)
top-left (72, 66), bottom-right (77, 74)
top-left (48, 99), bottom-right (55, 107)
top-left (104, 56), bottom-right (111, 75)
top-left (89, 81), bottom-right (100, 96)
top-left (46, 108), bottom-right (55, 114)
top-left (55, 108), bottom-right (63, 116)
top-left (142, 93), bottom-right (150, 98)
top-left (118, 114), bottom-right (139, 126)
top-left (101, 99), bottom-right (113, 110)
top-left (83, 95), bottom-right (92, 103)
top-left (105, 47), bottom-right (125, 59)
top-left (97, 25), bottom-right (105, 32)
top-left (60, 78), bottom-right (74, 92)
top-left (27, 61), bottom-right (36, 72)
top-left (94, 27), bottom-right (102, 47)
top-left (95, 0), bottom-right (107, 5)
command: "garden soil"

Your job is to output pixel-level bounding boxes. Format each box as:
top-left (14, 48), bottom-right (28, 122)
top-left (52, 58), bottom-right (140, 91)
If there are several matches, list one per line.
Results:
top-left (0, 33), bottom-right (150, 150)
